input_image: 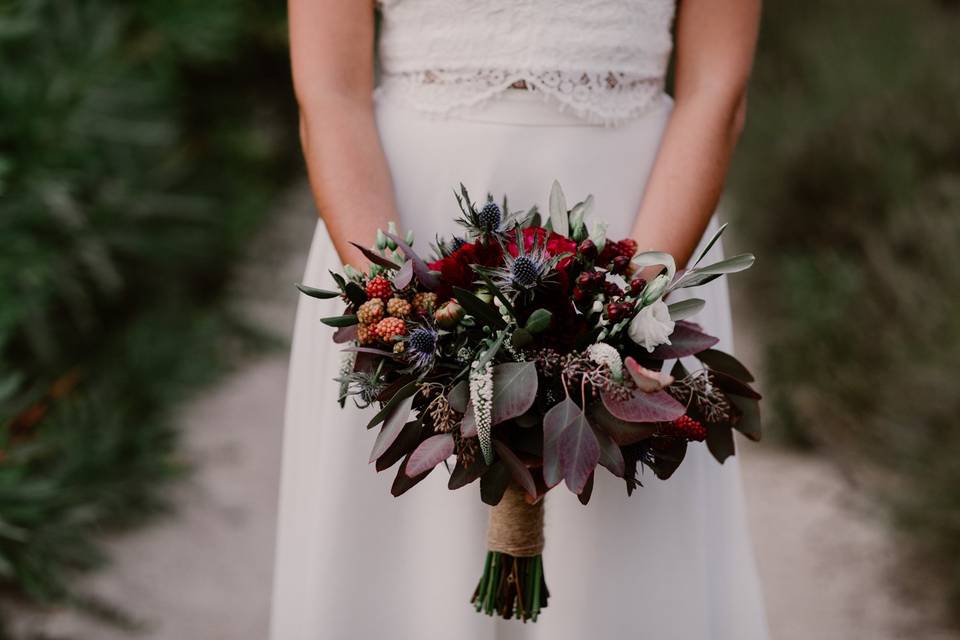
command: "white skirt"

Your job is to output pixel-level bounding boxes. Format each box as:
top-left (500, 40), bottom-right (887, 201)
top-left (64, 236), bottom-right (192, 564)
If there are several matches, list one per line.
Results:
top-left (269, 90), bottom-right (769, 640)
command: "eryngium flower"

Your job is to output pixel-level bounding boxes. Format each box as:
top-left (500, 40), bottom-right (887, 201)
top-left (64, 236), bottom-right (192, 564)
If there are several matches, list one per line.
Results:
top-left (405, 326), bottom-right (439, 370)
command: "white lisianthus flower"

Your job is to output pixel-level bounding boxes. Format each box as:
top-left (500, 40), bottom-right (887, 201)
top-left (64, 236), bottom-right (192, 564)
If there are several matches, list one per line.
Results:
top-left (628, 299), bottom-right (675, 352)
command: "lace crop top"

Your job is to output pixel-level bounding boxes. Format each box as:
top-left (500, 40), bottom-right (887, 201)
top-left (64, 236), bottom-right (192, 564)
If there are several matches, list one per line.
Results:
top-left (375, 0), bottom-right (678, 125)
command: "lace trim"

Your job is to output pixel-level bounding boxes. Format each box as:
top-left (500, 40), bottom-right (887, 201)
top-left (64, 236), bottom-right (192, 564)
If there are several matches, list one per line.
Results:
top-left (377, 69), bottom-right (668, 126)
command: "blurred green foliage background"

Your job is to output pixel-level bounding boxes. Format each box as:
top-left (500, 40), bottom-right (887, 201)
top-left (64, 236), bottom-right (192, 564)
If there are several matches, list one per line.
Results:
top-left (0, 0), bottom-right (296, 626)
top-left (1, 0), bottom-right (959, 634)
top-left (731, 0), bottom-right (960, 623)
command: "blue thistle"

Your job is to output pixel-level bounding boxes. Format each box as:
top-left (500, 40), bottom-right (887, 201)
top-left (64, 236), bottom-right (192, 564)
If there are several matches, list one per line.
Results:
top-left (511, 255), bottom-right (539, 287)
top-left (406, 326), bottom-right (439, 370)
top-left (478, 201), bottom-right (502, 232)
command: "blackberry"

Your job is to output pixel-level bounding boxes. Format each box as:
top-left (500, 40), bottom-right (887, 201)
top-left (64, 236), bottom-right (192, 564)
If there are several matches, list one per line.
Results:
top-left (478, 201), bottom-right (502, 232)
top-left (511, 255), bottom-right (539, 287)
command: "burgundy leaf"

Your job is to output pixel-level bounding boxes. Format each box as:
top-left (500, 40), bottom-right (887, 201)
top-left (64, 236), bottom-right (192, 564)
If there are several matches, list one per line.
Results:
top-left (588, 402), bottom-right (657, 445)
top-left (706, 424), bottom-right (736, 463)
top-left (369, 395), bottom-right (415, 462)
top-left (542, 398), bottom-right (580, 488)
top-left (395, 258), bottom-right (414, 289)
top-left (368, 380), bottom-right (417, 429)
top-left (333, 324), bottom-right (357, 344)
top-left (593, 427), bottom-right (625, 477)
top-left (446, 380), bottom-right (468, 413)
top-left (601, 388), bottom-right (685, 423)
top-left (558, 412), bottom-right (600, 494)
top-left (491, 362), bottom-right (538, 425)
top-left (709, 369), bottom-right (762, 400)
top-left (695, 348), bottom-right (755, 382)
top-left (493, 440), bottom-right (537, 499)
top-left (578, 472), bottom-right (595, 505)
top-left (728, 393), bottom-right (762, 442)
top-left (385, 232), bottom-right (441, 290)
top-left (349, 242), bottom-right (401, 270)
top-left (480, 462), bottom-right (511, 506)
top-left (650, 320), bottom-right (720, 358)
top-left (375, 421), bottom-right (422, 471)
top-left (448, 455), bottom-right (488, 490)
top-left (651, 439), bottom-right (687, 480)
top-left (460, 402), bottom-right (476, 438)
top-left (405, 433), bottom-right (455, 476)
top-left (392, 455), bottom-right (432, 496)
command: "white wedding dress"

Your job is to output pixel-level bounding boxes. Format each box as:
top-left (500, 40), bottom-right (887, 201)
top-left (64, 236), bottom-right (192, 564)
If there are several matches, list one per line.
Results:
top-left (270, 1), bottom-right (768, 638)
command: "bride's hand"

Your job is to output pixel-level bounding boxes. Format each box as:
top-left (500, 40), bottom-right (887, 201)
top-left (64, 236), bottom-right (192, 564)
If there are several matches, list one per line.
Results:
top-left (629, 0), bottom-right (761, 269)
top-left (289, 0), bottom-right (401, 269)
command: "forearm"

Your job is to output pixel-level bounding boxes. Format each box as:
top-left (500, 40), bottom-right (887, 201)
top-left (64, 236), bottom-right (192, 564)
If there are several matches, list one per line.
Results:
top-left (299, 93), bottom-right (400, 269)
top-left (629, 89), bottom-right (747, 270)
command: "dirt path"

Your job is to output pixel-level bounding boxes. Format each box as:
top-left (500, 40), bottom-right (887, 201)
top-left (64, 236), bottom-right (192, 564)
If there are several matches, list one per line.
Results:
top-left (10, 185), bottom-right (954, 639)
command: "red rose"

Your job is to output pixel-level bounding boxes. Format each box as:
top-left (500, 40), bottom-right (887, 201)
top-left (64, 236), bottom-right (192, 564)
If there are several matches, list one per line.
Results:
top-left (427, 240), bottom-right (504, 299)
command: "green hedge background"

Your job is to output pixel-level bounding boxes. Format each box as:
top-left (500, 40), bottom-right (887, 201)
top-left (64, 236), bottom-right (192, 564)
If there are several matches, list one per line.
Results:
top-left (1, 0), bottom-right (959, 634)
top-left (0, 0), bottom-right (297, 626)
top-left (731, 0), bottom-right (960, 623)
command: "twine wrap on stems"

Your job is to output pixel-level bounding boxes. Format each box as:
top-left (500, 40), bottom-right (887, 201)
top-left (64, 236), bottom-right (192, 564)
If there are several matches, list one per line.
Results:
top-left (471, 482), bottom-right (550, 622)
top-left (488, 482), bottom-right (545, 556)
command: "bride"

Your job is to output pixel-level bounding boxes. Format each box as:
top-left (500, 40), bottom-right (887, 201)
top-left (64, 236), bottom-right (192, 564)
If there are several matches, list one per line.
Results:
top-left (271, 0), bottom-right (767, 638)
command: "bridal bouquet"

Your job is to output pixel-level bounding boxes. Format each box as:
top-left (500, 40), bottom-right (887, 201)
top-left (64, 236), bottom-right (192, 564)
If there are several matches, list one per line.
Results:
top-left (299, 182), bottom-right (762, 622)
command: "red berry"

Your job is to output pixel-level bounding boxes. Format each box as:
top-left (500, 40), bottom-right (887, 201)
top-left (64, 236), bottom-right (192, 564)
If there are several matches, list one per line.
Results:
top-left (365, 276), bottom-right (393, 300)
top-left (606, 303), bottom-right (626, 321)
top-left (604, 281), bottom-right (623, 297)
top-left (629, 277), bottom-right (647, 295)
top-left (572, 286), bottom-right (588, 302)
top-left (668, 415), bottom-right (707, 442)
top-left (612, 255), bottom-right (631, 274)
top-left (578, 239), bottom-right (598, 260)
top-left (373, 316), bottom-right (407, 342)
top-left (618, 238), bottom-right (638, 258)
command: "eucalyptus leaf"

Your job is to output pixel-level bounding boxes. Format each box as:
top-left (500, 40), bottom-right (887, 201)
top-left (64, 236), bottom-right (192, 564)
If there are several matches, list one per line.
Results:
top-left (728, 393), bottom-right (762, 442)
top-left (593, 427), bottom-right (625, 477)
top-left (649, 321), bottom-right (720, 359)
top-left (493, 440), bottom-right (537, 498)
top-left (349, 242), bottom-right (400, 270)
top-left (452, 286), bottom-right (506, 330)
top-left (549, 180), bottom-right (569, 237)
top-left (692, 222), bottom-right (727, 267)
top-left (695, 348), bottom-right (755, 382)
top-left (391, 455), bottom-right (432, 496)
top-left (706, 424), bottom-right (736, 463)
top-left (375, 420), bottom-right (423, 471)
top-left (368, 395), bottom-right (415, 461)
top-left (480, 461), bottom-right (511, 505)
top-left (446, 380), bottom-right (468, 413)
top-left (490, 362), bottom-right (538, 424)
top-left (394, 258), bottom-right (414, 289)
top-left (600, 388), bottom-right (685, 423)
top-left (631, 251), bottom-right (676, 285)
top-left (385, 232), bottom-right (441, 290)
top-left (405, 433), bottom-right (456, 476)
top-left (367, 380), bottom-right (419, 429)
top-left (543, 397), bottom-right (581, 488)
top-left (524, 308), bottom-right (552, 333)
top-left (320, 314), bottom-right (358, 328)
top-left (588, 402), bottom-right (657, 445)
top-left (558, 411), bottom-right (600, 494)
top-left (667, 298), bottom-right (705, 321)
top-left (295, 284), bottom-right (340, 299)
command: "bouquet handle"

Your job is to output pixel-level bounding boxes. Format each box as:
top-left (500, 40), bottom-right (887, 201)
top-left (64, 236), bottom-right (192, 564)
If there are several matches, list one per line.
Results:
top-left (471, 482), bottom-right (549, 622)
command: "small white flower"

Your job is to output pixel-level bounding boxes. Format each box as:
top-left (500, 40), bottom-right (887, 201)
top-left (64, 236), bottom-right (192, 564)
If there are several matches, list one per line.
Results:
top-left (628, 299), bottom-right (675, 352)
top-left (469, 360), bottom-right (495, 464)
top-left (587, 343), bottom-right (623, 381)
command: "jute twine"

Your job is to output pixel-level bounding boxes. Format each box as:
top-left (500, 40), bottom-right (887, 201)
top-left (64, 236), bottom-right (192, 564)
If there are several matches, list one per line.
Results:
top-left (487, 482), bottom-right (544, 557)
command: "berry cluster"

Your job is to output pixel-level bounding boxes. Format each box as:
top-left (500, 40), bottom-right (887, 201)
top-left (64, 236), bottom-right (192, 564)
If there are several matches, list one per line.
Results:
top-left (664, 415), bottom-right (707, 442)
top-left (356, 276), bottom-right (411, 345)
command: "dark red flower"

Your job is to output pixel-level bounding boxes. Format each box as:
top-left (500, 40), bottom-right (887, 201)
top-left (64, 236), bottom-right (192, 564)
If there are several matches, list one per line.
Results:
top-left (427, 240), bottom-right (503, 299)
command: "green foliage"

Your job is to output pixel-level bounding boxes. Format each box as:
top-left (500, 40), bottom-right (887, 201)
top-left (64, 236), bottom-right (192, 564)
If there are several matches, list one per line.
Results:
top-left (730, 0), bottom-right (960, 621)
top-left (0, 0), bottom-right (296, 623)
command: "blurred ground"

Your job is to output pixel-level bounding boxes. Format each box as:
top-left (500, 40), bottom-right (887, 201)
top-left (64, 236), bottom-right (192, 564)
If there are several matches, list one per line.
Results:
top-left (9, 185), bottom-right (955, 640)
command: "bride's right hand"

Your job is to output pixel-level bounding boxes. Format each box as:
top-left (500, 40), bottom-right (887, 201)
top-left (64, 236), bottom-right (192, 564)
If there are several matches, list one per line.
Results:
top-left (288, 0), bottom-right (401, 269)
